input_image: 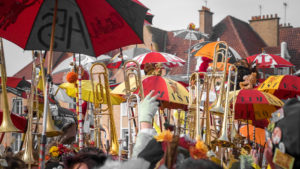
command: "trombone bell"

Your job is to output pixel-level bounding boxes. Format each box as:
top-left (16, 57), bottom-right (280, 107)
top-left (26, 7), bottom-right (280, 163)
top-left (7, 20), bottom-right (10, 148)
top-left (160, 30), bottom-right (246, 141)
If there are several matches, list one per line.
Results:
top-left (46, 109), bottom-right (62, 137)
top-left (209, 105), bottom-right (224, 116)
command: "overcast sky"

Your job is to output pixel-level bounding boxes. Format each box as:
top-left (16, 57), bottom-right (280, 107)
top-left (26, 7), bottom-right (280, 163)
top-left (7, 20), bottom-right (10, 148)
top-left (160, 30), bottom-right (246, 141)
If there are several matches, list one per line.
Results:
top-left (4, 0), bottom-right (300, 76)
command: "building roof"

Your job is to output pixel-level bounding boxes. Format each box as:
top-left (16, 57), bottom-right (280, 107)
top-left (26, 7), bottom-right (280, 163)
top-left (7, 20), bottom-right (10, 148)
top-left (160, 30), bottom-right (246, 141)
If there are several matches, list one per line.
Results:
top-left (163, 15), bottom-right (267, 75)
top-left (13, 52), bottom-right (70, 82)
top-left (210, 16), bottom-right (266, 58)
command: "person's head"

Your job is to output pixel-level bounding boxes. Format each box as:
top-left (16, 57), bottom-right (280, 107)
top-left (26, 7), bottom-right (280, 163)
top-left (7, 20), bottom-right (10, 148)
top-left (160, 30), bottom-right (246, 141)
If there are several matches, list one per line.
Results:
top-left (176, 158), bottom-right (222, 169)
top-left (64, 152), bottom-right (107, 169)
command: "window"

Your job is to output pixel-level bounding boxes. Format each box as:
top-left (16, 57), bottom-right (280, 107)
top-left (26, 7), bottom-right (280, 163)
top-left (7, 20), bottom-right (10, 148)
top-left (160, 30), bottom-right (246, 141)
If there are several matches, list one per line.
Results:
top-left (120, 128), bottom-right (135, 151)
top-left (11, 98), bottom-right (22, 153)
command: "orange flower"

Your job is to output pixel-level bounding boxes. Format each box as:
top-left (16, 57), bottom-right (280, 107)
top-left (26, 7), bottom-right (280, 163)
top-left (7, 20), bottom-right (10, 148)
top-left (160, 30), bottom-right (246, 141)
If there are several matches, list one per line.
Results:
top-left (189, 140), bottom-right (208, 159)
top-left (66, 72), bottom-right (78, 83)
top-left (154, 130), bottom-right (173, 142)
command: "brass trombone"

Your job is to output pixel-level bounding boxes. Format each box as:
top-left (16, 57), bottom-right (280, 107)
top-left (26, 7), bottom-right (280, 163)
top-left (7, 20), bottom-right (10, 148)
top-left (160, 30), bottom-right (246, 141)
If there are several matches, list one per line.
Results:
top-left (212, 64), bottom-right (238, 148)
top-left (90, 63), bottom-right (119, 154)
top-left (0, 38), bottom-right (20, 133)
top-left (209, 41), bottom-right (230, 116)
top-left (22, 51), bottom-right (38, 167)
top-left (122, 60), bottom-right (144, 158)
top-left (188, 72), bottom-right (206, 140)
top-left (38, 51), bottom-right (62, 137)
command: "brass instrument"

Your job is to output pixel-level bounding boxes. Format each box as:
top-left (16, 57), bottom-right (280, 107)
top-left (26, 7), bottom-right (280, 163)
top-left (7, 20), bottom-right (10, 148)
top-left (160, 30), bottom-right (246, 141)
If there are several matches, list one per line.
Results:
top-left (209, 41), bottom-right (230, 116)
top-left (22, 51), bottom-right (38, 167)
top-left (90, 63), bottom-right (119, 154)
top-left (122, 60), bottom-right (144, 158)
top-left (0, 38), bottom-right (20, 133)
top-left (38, 51), bottom-right (62, 137)
top-left (212, 65), bottom-right (237, 148)
top-left (188, 72), bottom-right (206, 140)
top-left (123, 60), bottom-right (144, 98)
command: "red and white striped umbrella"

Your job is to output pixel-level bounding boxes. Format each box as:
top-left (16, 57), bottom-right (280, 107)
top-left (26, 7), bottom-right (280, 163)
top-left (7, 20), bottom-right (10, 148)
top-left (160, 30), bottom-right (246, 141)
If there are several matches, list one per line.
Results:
top-left (129, 52), bottom-right (185, 68)
top-left (247, 52), bottom-right (294, 68)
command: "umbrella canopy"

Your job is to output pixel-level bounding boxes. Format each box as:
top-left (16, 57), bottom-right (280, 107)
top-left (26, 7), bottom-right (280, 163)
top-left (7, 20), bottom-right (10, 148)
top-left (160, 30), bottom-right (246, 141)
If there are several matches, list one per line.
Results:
top-left (107, 48), bottom-right (151, 69)
top-left (131, 0), bottom-right (154, 25)
top-left (229, 89), bottom-right (283, 121)
top-left (52, 54), bottom-right (95, 74)
top-left (128, 52), bottom-right (185, 69)
top-left (257, 75), bottom-right (300, 99)
top-left (111, 75), bottom-right (189, 109)
top-left (173, 29), bottom-right (208, 40)
top-left (193, 41), bottom-right (241, 63)
top-left (0, 0), bottom-right (148, 56)
top-left (247, 52), bottom-right (294, 68)
top-left (240, 124), bottom-right (265, 146)
top-left (59, 80), bottom-right (125, 105)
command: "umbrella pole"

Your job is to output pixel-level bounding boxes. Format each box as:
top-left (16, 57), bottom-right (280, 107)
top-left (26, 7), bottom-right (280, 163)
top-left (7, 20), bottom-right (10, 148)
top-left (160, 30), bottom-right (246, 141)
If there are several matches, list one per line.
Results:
top-left (78, 54), bottom-right (84, 149)
top-left (186, 34), bottom-right (192, 79)
top-left (39, 0), bottom-right (58, 168)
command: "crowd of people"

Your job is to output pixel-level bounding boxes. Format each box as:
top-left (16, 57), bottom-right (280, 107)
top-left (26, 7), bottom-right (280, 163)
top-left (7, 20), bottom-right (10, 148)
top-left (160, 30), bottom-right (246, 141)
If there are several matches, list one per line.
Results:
top-left (0, 89), bottom-right (299, 169)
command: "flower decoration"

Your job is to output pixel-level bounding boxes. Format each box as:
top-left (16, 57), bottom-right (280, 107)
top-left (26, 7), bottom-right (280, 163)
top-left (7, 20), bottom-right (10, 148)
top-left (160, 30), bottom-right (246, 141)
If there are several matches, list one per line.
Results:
top-left (154, 130), bottom-right (173, 142)
top-left (188, 23), bottom-right (196, 30)
top-left (49, 146), bottom-right (60, 157)
top-left (189, 140), bottom-right (208, 159)
top-left (66, 71), bottom-right (78, 83)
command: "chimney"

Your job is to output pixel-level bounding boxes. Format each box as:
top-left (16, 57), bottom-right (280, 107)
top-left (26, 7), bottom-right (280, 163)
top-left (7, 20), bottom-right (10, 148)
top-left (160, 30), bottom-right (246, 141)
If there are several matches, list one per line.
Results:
top-left (249, 14), bottom-right (280, 47)
top-left (199, 6), bottom-right (214, 35)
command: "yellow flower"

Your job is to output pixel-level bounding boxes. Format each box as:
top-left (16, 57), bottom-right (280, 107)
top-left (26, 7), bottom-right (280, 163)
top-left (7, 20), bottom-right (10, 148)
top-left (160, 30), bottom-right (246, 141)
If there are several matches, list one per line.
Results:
top-left (154, 130), bottom-right (173, 142)
top-left (49, 146), bottom-right (59, 157)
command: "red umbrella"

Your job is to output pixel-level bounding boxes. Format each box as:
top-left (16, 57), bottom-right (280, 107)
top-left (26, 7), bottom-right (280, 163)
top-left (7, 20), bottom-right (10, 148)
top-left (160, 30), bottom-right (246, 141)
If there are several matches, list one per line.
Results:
top-left (0, 0), bottom-right (148, 56)
top-left (128, 52), bottom-right (186, 69)
top-left (231, 89), bottom-right (284, 121)
top-left (258, 75), bottom-right (300, 99)
top-left (247, 52), bottom-right (294, 68)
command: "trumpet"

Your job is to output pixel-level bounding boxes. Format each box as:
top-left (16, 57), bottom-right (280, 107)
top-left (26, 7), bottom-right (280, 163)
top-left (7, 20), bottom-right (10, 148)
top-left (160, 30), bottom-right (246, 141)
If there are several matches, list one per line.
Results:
top-left (90, 63), bottom-right (119, 154)
top-left (0, 38), bottom-right (20, 133)
top-left (122, 60), bottom-right (144, 158)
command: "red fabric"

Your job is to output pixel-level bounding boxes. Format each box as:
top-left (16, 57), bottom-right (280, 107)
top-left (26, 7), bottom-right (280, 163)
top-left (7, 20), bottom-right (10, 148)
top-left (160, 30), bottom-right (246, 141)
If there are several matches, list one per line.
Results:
top-left (141, 52), bottom-right (168, 64)
top-left (0, 111), bottom-right (27, 133)
top-left (137, 76), bottom-right (170, 102)
top-left (107, 61), bottom-right (122, 69)
top-left (76, 0), bottom-right (143, 56)
top-left (247, 53), bottom-right (294, 68)
top-left (274, 75), bottom-right (300, 99)
top-left (0, 77), bottom-right (22, 88)
top-left (0, 0), bottom-right (42, 49)
top-left (82, 70), bottom-right (89, 80)
top-left (252, 119), bottom-right (269, 128)
top-left (234, 89), bottom-right (281, 121)
top-left (197, 57), bottom-right (212, 72)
